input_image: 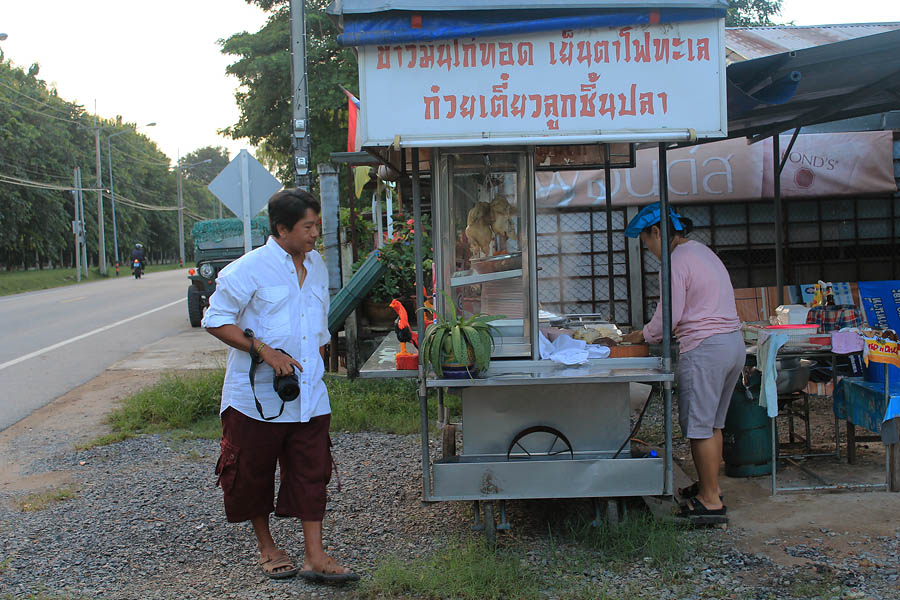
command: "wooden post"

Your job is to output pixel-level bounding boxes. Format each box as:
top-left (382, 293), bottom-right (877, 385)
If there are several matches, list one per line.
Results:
top-left (889, 443), bottom-right (900, 492)
top-left (340, 227), bottom-right (361, 378)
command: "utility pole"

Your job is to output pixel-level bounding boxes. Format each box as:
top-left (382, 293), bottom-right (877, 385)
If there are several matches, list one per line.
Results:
top-left (289, 0), bottom-right (311, 191)
top-left (93, 113), bottom-right (107, 275)
top-left (177, 160), bottom-right (185, 267)
top-left (72, 168), bottom-right (81, 282)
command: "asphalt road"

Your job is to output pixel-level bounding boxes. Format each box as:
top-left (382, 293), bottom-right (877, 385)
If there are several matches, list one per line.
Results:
top-left (0, 268), bottom-right (196, 431)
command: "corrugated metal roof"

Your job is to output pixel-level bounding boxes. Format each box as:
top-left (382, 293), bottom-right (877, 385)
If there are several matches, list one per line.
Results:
top-left (327, 0), bottom-right (727, 15)
top-left (725, 23), bottom-right (900, 64)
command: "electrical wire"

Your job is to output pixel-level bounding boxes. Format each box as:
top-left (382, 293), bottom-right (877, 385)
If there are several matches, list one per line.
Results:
top-left (0, 94), bottom-right (83, 125)
top-left (0, 79), bottom-right (80, 121)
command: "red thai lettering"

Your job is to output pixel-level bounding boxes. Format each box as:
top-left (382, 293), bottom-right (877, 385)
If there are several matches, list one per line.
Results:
top-left (618, 84), bottom-right (637, 116)
top-left (405, 45), bottom-right (417, 68)
top-left (560, 94), bottom-right (576, 117)
top-left (479, 95), bottom-right (488, 118)
top-left (594, 41), bottom-right (610, 63)
top-left (688, 38), bottom-right (695, 61)
top-left (491, 94), bottom-right (508, 117)
top-left (394, 46), bottom-right (404, 68)
top-left (549, 41), bottom-right (557, 65)
top-left (633, 32), bottom-right (651, 63)
top-left (419, 45), bottom-right (435, 68)
top-left (511, 94), bottom-right (527, 118)
top-left (492, 73), bottom-right (509, 94)
top-left (653, 38), bottom-right (669, 63)
top-left (562, 30), bottom-right (574, 39)
top-left (672, 38), bottom-right (684, 61)
top-left (460, 96), bottom-right (476, 119)
top-left (437, 44), bottom-right (452, 70)
top-left (697, 38), bottom-right (710, 61)
top-left (558, 41), bottom-right (574, 65)
top-left (598, 93), bottom-right (615, 119)
top-left (377, 46), bottom-right (391, 69)
top-left (577, 41), bottom-right (592, 66)
top-left (639, 92), bottom-right (654, 115)
top-left (498, 42), bottom-right (514, 66)
top-left (453, 40), bottom-right (460, 67)
top-left (443, 95), bottom-right (458, 118)
top-left (517, 42), bottom-right (534, 66)
top-left (544, 95), bottom-right (559, 117)
top-left (658, 92), bottom-right (668, 113)
top-left (480, 43), bottom-right (496, 68)
top-left (462, 42), bottom-right (477, 67)
top-left (547, 119), bottom-right (560, 130)
top-left (618, 28), bottom-right (632, 62)
top-left (529, 94), bottom-right (542, 118)
top-left (580, 92), bottom-right (597, 116)
top-left (424, 86), bottom-right (440, 119)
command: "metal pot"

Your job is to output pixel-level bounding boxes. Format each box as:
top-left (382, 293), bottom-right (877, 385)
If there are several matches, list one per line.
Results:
top-left (745, 358), bottom-right (813, 395)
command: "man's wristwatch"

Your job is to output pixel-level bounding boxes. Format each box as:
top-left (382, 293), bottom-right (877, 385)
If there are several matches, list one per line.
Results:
top-left (243, 328), bottom-right (266, 361)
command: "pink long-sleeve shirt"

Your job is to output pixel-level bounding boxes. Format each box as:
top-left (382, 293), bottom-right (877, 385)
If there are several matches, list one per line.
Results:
top-left (643, 240), bottom-right (741, 353)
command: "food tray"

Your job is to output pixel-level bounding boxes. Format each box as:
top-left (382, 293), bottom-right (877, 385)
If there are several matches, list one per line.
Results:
top-left (470, 252), bottom-right (522, 274)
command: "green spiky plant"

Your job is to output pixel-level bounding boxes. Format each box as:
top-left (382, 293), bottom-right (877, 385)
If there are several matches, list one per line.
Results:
top-left (421, 292), bottom-right (504, 378)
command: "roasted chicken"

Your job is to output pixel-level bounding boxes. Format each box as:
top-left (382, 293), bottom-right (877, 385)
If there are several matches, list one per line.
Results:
top-left (465, 202), bottom-right (493, 258)
top-left (489, 194), bottom-right (512, 251)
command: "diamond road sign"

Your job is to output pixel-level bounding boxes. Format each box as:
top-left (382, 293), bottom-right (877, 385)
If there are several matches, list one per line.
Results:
top-left (208, 150), bottom-right (283, 253)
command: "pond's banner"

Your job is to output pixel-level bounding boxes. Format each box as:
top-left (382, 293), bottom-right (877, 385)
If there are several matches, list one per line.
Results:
top-left (535, 131), bottom-right (897, 207)
top-left (358, 19), bottom-right (726, 147)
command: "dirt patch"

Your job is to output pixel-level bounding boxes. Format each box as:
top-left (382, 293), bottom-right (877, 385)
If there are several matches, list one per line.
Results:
top-left (0, 370), bottom-right (162, 495)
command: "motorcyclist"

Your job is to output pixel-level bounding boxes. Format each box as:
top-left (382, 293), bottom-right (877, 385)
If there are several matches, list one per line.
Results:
top-left (130, 243), bottom-right (146, 274)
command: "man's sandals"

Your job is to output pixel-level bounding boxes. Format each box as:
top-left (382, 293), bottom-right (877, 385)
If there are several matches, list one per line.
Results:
top-left (298, 556), bottom-right (360, 585)
top-left (677, 497), bottom-right (728, 526)
top-left (677, 481), bottom-right (723, 501)
top-left (259, 551), bottom-right (299, 580)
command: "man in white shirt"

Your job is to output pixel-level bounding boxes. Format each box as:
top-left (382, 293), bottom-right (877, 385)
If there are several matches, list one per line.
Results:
top-left (203, 188), bottom-right (357, 583)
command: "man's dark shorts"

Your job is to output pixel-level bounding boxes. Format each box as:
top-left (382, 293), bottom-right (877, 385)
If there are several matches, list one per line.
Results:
top-left (215, 407), bottom-right (332, 523)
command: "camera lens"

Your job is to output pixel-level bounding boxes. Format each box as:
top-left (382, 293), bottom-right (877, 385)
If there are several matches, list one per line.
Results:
top-left (274, 372), bottom-right (300, 402)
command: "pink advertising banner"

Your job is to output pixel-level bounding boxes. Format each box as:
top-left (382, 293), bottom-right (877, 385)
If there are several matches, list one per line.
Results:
top-left (535, 131), bottom-right (896, 208)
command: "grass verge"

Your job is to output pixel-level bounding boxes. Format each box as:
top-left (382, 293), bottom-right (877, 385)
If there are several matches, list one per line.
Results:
top-left (360, 539), bottom-right (541, 600)
top-left (16, 486), bottom-right (79, 512)
top-left (86, 370), bottom-right (455, 447)
top-left (0, 264), bottom-right (184, 296)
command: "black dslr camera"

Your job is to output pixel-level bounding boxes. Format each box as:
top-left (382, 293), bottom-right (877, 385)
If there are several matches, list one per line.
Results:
top-left (272, 349), bottom-right (300, 402)
top-left (244, 329), bottom-right (300, 420)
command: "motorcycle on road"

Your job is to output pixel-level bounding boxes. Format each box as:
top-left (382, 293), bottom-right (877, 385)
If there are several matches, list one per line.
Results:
top-left (132, 259), bottom-right (144, 279)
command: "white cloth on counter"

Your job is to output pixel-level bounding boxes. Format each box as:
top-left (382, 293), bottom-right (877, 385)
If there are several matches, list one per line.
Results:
top-left (757, 330), bottom-right (788, 418)
top-left (539, 331), bottom-right (610, 365)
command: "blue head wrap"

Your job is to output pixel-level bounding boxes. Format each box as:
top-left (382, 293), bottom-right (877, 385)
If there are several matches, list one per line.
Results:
top-left (624, 203), bottom-right (684, 238)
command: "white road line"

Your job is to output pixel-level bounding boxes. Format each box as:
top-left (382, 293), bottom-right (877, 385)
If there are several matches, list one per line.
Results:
top-left (0, 298), bottom-right (183, 372)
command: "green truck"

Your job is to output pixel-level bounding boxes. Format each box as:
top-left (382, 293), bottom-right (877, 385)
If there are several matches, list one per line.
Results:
top-left (187, 217), bottom-right (269, 327)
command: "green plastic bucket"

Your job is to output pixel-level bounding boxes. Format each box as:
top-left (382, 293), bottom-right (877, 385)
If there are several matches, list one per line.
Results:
top-left (723, 380), bottom-right (773, 477)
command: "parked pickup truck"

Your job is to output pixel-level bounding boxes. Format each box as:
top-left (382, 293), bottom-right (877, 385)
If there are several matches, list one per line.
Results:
top-left (187, 217), bottom-right (269, 327)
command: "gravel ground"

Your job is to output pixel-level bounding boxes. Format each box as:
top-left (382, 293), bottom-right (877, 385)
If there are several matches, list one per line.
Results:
top-left (2, 425), bottom-right (899, 599)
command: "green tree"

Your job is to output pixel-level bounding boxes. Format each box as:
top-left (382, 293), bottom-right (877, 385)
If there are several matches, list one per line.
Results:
top-left (220, 0), bottom-right (358, 185)
top-left (726, 0), bottom-right (783, 27)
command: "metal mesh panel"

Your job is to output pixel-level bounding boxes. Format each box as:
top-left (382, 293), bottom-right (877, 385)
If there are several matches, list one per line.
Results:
top-left (536, 207), bottom-right (630, 322)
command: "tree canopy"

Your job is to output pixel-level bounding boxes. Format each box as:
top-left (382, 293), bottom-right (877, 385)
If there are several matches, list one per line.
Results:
top-left (221, 0), bottom-right (358, 185)
top-left (0, 55), bottom-right (226, 269)
top-left (726, 0), bottom-right (783, 27)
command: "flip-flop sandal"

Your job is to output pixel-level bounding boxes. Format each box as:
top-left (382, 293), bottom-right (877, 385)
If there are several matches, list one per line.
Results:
top-left (259, 553), bottom-right (299, 580)
top-left (297, 569), bottom-right (360, 584)
top-left (677, 498), bottom-right (728, 525)
top-left (678, 481), bottom-right (724, 501)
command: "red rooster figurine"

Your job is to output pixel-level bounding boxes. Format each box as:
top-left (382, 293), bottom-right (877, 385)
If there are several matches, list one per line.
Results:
top-left (389, 299), bottom-right (419, 370)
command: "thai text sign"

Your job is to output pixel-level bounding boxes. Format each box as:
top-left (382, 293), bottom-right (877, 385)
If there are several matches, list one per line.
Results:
top-left (358, 19), bottom-right (726, 146)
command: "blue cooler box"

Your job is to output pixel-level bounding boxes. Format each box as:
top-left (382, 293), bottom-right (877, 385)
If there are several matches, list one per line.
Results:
top-left (863, 361), bottom-right (900, 386)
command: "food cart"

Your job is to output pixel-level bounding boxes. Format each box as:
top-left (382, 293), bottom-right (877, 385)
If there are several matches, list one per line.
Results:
top-left (330, 0), bottom-right (730, 536)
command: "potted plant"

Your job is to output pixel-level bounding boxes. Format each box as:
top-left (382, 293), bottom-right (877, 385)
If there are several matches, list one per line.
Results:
top-left (421, 292), bottom-right (504, 378)
top-left (356, 216), bottom-right (433, 323)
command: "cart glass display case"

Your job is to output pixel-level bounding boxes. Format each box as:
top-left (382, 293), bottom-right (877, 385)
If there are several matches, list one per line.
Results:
top-left (433, 149), bottom-right (536, 358)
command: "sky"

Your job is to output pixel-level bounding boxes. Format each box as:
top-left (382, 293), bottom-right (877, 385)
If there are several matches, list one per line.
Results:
top-left (1, 0), bottom-right (899, 169)
top-left (1, 0), bottom-right (269, 165)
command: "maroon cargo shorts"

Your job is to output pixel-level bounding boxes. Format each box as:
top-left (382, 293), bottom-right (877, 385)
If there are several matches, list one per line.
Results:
top-left (215, 407), bottom-right (332, 523)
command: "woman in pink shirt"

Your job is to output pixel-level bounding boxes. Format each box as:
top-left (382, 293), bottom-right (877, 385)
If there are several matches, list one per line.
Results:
top-left (622, 203), bottom-right (743, 525)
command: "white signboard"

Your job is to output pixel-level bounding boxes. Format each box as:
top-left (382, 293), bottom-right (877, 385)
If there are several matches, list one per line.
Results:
top-left (358, 19), bottom-right (726, 147)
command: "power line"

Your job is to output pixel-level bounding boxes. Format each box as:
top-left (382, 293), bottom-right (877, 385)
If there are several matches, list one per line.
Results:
top-left (0, 93), bottom-right (83, 125)
top-left (0, 78), bottom-right (79, 121)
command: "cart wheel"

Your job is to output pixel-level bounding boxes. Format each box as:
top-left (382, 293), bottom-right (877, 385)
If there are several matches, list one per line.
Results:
top-left (482, 502), bottom-right (497, 546)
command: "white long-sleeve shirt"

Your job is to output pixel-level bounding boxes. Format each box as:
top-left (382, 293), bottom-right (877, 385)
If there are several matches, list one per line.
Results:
top-left (202, 236), bottom-right (331, 423)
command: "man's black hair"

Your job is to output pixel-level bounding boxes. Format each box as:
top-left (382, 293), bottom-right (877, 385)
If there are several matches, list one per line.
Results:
top-left (642, 215), bottom-right (692, 239)
top-left (268, 188), bottom-right (321, 238)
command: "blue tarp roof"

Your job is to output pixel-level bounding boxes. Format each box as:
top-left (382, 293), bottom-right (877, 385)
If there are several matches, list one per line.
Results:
top-left (327, 1), bottom-right (727, 46)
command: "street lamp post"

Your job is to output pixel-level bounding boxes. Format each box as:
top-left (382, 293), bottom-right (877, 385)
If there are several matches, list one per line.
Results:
top-left (107, 123), bottom-right (155, 275)
top-left (175, 158), bottom-right (213, 266)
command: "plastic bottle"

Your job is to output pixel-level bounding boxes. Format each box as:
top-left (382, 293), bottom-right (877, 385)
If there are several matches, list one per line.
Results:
top-left (812, 283), bottom-right (823, 307)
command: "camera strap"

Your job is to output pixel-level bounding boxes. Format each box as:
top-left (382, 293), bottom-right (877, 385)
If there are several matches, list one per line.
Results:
top-left (245, 328), bottom-right (289, 421)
